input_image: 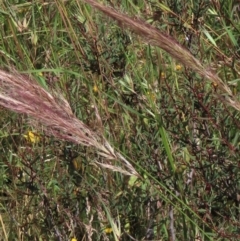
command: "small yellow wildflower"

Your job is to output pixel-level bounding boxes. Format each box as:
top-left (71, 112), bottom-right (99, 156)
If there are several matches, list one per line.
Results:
top-left (71, 238), bottom-right (77, 241)
top-left (93, 84), bottom-right (98, 93)
top-left (146, 91), bottom-right (156, 102)
top-left (104, 227), bottom-right (113, 234)
top-left (72, 157), bottom-right (83, 171)
top-left (23, 131), bottom-right (40, 144)
top-left (160, 72), bottom-right (166, 79)
top-left (175, 64), bottom-right (182, 71)
top-left (211, 82), bottom-right (218, 91)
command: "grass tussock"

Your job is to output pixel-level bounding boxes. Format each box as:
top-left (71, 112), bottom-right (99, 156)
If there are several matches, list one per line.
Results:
top-left (84, 0), bottom-right (240, 111)
top-left (0, 0), bottom-right (240, 240)
top-left (0, 69), bottom-right (138, 176)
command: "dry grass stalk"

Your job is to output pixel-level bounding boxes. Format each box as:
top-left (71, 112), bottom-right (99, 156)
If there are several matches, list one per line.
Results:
top-left (0, 69), bottom-right (138, 176)
top-left (84, 0), bottom-right (240, 111)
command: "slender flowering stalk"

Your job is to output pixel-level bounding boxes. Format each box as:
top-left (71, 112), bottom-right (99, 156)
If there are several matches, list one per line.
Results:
top-left (83, 0), bottom-right (240, 111)
top-left (0, 69), bottom-right (138, 176)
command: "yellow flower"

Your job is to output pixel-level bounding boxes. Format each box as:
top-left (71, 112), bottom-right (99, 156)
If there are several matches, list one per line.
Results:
top-left (72, 157), bottom-right (83, 171)
top-left (160, 72), bottom-right (166, 79)
top-left (71, 238), bottom-right (77, 241)
top-left (104, 227), bottom-right (113, 234)
top-left (23, 131), bottom-right (40, 143)
top-left (175, 64), bottom-right (182, 71)
top-left (146, 91), bottom-right (156, 102)
top-left (93, 84), bottom-right (98, 93)
top-left (211, 82), bottom-right (218, 91)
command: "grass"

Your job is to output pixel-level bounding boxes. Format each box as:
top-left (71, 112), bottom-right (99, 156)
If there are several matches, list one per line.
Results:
top-left (0, 0), bottom-right (240, 240)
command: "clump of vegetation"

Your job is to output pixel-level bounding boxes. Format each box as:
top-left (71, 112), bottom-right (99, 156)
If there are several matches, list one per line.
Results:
top-left (0, 0), bottom-right (240, 240)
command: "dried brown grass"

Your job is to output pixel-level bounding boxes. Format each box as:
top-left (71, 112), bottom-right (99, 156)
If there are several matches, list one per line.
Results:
top-left (0, 69), bottom-right (138, 176)
top-left (84, 0), bottom-right (240, 111)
